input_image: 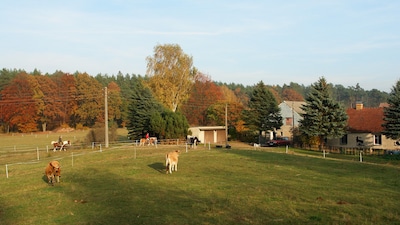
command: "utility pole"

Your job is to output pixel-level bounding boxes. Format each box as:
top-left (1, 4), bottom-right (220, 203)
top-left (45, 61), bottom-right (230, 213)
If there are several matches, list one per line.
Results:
top-left (105, 87), bottom-right (109, 148)
top-left (225, 103), bottom-right (228, 147)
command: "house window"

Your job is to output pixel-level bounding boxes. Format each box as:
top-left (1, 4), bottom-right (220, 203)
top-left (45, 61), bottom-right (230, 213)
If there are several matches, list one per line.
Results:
top-left (286, 117), bottom-right (293, 126)
top-left (374, 134), bottom-right (382, 145)
top-left (340, 134), bottom-right (348, 145)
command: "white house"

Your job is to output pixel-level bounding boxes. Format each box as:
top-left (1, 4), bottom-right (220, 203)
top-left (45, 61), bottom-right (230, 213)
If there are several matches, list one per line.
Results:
top-left (275, 101), bottom-right (305, 139)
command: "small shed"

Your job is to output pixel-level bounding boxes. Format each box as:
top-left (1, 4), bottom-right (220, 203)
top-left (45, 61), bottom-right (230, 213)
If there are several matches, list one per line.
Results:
top-left (188, 126), bottom-right (227, 144)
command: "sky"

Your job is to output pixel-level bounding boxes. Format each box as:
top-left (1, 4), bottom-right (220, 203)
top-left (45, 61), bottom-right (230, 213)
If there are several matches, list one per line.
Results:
top-left (1, 0), bottom-right (399, 92)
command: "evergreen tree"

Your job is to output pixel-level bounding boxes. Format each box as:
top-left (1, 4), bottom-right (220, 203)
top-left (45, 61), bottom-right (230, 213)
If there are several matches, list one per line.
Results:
top-left (382, 80), bottom-right (400, 139)
top-left (162, 111), bottom-right (189, 139)
top-left (244, 81), bottom-right (282, 139)
top-left (127, 77), bottom-right (163, 139)
top-left (299, 77), bottom-right (348, 150)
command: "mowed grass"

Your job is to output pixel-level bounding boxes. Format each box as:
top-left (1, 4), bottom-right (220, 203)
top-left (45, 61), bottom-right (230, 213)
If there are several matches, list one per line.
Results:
top-left (0, 131), bottom-right (400, 224)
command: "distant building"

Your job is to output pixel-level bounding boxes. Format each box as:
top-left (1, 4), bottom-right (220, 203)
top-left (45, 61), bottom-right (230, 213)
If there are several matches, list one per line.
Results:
top-left (275, 101), bottom-right (305, 139)
top-left (327, 102), bottom-right (399, 151)
top-left (188, 126), bottom-right (227, 144)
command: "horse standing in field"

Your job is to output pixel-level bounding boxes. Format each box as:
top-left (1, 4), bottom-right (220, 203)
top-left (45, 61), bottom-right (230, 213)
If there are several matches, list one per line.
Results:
top-left (187, 137), bottom-right (200, 149)
top-left (45, 160), bottom-right (61, 185)
top-left (165, 150), bottom-right (180, 174)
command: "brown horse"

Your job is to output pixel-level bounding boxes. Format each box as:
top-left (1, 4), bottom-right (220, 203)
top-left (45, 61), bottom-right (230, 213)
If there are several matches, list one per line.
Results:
top-left (45, 160), bottom-right (61, 185)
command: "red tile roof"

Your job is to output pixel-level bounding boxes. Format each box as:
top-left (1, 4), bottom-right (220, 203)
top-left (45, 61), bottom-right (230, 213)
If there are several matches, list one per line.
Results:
top-left (346, 107), bottom-right (384, 133)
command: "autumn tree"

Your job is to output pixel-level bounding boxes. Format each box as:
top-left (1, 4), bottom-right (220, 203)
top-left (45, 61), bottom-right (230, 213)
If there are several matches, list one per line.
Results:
top-left (74, 73), bottom-right (103, 127)
top-left (50, 72), bottom-right (77, 126)
top-left (35, 74), bottom-right (62, 131)
top-left (268, 86), bottom-right (282, 103)
top-left (206, 86), bottom-right (245, 132)
top-left (299, 77), bottom-right (348, 150)
top-left (145, 44), bottom-right (196, 112)
top-left (181, 73), bottom-right (223, 126)
top-left (0, 72), bottom-right (43, 132)
top-left (282, 88), bottom-right (304, 101)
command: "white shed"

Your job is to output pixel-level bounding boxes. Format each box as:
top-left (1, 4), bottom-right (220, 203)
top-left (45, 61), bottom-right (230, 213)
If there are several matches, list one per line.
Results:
top-left (188, 126), bottom-right (227, 144)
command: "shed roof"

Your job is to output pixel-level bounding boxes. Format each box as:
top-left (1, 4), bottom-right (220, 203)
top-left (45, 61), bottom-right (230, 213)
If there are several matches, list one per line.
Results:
top-left (190, 126), bottom-right (226, 131)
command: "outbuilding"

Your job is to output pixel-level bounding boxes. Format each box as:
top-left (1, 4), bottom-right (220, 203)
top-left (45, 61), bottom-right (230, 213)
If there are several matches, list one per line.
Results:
top-left (188, 126), bottom-right (227, 145)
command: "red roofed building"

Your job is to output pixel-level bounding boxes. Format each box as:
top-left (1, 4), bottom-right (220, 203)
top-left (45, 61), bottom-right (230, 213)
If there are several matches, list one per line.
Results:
top-left (327, 102), bottom-right (399, 151)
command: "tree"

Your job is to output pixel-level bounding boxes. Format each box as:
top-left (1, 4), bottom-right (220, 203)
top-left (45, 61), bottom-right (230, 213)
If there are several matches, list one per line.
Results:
top-left (162, 111), bottom-right (189, 139)
top-left (243, 81), bottom-right (282, 139)
top-left (299, 77), bottom-right (348, 150)
top-left (107, 81), bottom-right (123, 126)
top-left (382, 80), bottom-right (400, 140)
top-left (35, 74), bottom-right (61, 131)
top-left (282, 88), bottom-right (304, 101)
top-left (74, 73), bottom-right (103, 127)
top-left (181, 73), bottom-right (223, 126)
top-left (127, 77), bottom-right (164, 139)
top-left (0, 68), bottom-right (21, 93)
top-left (145, 44), bottom-right (196, 112)
top-left (0, 72), bottom-right (43, 132)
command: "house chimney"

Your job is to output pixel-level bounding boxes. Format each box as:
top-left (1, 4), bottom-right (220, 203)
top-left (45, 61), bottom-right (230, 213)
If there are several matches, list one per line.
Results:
top-left (355, 101), bottom-right (363, 110)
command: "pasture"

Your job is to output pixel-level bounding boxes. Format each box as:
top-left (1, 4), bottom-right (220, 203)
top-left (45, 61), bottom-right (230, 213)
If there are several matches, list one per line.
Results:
top-left (0, 130), bottom-right (400, 224)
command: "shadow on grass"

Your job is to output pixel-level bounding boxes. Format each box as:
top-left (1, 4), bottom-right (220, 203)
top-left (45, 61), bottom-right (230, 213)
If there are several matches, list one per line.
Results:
top-left (41, 174), bottom-right (48, 183)
top-left (148, 162), bottom-right (166, 173)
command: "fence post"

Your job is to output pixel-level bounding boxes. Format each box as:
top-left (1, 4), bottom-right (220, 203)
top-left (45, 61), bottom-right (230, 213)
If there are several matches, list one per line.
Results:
top-left (6, 164), bottom-right (8, 178)
top-left (286, 145), bottom-right (288, 154)
top-left (208, 142), bottom-right (211, 150)
top-left (323, 150), bottom-right (326, 158)
top-left (360, 151), bottom-right (363, 162)
top-left (37, 147), bottom-right (40, 160)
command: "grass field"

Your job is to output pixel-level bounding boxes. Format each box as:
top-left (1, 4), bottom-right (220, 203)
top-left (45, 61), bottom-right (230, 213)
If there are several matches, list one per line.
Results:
top-left (1, 129), bottom-right (400, 224)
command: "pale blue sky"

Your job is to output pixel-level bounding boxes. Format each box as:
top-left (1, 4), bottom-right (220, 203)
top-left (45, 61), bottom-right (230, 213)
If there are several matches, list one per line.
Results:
top-left (1, 0), bottom-right (399, 92)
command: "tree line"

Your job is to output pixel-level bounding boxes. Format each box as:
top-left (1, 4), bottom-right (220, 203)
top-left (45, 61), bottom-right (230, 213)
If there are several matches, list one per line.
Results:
top-left (0, 44), bottom-right (390, 143)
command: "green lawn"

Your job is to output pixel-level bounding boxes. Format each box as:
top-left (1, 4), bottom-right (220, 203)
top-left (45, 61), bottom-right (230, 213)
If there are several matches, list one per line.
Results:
top-left (0, 130), bottom-right (400, 224)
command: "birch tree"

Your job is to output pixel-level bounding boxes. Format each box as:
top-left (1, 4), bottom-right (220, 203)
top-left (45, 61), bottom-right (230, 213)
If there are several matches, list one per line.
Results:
top-left (146, 44), bottom-right (196, 112)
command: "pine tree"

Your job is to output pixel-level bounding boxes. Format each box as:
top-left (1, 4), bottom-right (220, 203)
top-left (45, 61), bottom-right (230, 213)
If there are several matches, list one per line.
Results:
top-left (244, 81), bottom-right (282, 138)
top-left (127, 77), bottom-right (163, 140)
top-left (382, 80), bottom-right (400, 139)
top-left (299, 77), bottom-right (348, 150)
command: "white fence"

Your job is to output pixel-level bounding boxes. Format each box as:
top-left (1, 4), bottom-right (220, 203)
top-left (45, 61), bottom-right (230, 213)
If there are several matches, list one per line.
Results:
top-left (1, 139), bottom-right (212, 179)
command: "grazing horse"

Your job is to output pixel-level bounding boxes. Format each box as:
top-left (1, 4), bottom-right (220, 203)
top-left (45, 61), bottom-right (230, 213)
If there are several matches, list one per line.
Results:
top-left (166, 150), bottom-right (180, 174)
top-left (45, 160), bottom-right (61, 185)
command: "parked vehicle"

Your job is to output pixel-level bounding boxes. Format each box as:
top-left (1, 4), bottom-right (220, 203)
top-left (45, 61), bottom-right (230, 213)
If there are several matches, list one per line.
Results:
top-left (267, 137), bottom-right (291, 147)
